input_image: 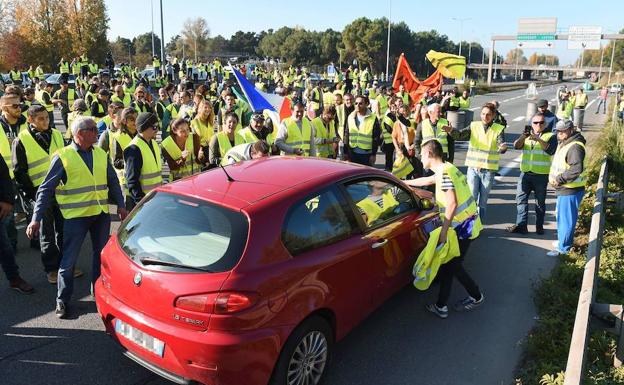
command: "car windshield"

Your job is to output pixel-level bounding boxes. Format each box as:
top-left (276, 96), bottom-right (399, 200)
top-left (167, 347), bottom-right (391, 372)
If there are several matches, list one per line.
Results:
top-left (118, 192), bottom-right (248, 272)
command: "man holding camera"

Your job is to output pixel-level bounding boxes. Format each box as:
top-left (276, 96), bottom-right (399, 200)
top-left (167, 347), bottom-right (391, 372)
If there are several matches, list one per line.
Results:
top-left (506, 112), bottom-right (557, 235)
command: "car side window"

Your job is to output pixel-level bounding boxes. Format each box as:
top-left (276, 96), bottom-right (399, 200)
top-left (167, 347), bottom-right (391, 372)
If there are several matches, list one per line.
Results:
top-left (282, 187), bottom-right (357, 256)
top-left (344, 178), bottom-right (416, 228)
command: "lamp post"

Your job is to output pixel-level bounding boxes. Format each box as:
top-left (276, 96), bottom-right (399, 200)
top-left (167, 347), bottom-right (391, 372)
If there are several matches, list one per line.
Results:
top-left (452, 17), bottom-right (471, 57)
top-left (385, 0), bottom-right (391, 82)
top-left (150, 0), bottom-right (155, 57)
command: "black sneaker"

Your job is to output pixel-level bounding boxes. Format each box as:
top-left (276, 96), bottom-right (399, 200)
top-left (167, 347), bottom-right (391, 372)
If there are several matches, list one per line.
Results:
top-left (55, 302), bottom-right (68, 319)
top-left (536, 226), bottom-right (544, 235)
top-left (506, 224), bottom-right (528, 234)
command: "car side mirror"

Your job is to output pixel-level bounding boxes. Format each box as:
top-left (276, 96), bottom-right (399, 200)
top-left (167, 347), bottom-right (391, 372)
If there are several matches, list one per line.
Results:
top-left (421, 198), bottom-right (434, 210)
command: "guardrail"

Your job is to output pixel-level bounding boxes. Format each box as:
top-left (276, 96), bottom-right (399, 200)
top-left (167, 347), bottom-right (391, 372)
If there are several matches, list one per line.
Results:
top-left (563, 156), bottom-right (624, 385)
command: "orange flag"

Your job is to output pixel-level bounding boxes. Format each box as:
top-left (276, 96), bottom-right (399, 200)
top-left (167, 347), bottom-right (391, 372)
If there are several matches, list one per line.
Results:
top-left (409, 70), bottom-right (444, 105)
top-left (392, 53), bottom-right (419, 94)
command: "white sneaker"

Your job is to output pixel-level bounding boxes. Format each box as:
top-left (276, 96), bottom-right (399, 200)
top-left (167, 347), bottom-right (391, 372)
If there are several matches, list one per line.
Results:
top-left (551, 241), bottom-right (559, 249)
top-left (546, 250), bottom-right (561, 257)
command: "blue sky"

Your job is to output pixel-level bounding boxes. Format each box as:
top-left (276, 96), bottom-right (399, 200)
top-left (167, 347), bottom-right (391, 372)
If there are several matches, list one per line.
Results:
top-left (106, 0), bottom-right (623, 65)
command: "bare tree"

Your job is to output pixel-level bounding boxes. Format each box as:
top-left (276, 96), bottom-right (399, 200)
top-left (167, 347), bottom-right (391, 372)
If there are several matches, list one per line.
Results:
top-left (180, 17), bottom-right (210, 61)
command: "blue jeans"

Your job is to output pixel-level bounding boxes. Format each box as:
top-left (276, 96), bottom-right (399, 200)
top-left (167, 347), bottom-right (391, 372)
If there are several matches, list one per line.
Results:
top-left (57, 213), bottom-right (110, 304)
top-left (555, 190), bottom-right (585, 253)
top-left (349, 151), bottom-right (372, 166)
top-left (595, 99), bottom-right (607, 114)
top-left (515, 172), bottom-right (548, 227)
top-left (0, 212), bottom-right (20, 281)
top-left (467, 167), bottom-right (495, 224)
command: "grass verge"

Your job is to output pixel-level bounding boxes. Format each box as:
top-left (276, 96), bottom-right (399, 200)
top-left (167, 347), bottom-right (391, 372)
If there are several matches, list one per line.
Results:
top-left (514, 119), bottom-right (624, 385)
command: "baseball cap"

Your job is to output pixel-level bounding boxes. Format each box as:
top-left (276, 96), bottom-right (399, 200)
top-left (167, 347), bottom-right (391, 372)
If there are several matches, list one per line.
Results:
top-left (251, 112), bottom-right (265, 121)
top-left (536, 99), bottom-right (548, 108)
top-left (555, 119), bottom-right (574, 131)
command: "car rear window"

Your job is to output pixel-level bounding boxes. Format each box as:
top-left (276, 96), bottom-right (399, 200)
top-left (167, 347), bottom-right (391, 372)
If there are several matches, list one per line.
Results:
top-left (118, 192), bottom-right (248, 272)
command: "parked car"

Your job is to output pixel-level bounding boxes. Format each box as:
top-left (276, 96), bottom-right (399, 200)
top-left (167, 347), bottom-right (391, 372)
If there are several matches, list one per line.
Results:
top-left (45, 73), bottom-right (76, 92)
top-left (1, 72), bottom-right (33, 88)
top-left (609, 83), bottom-right (622, 94)
top-left (95, 157), bottom-right (438, 385)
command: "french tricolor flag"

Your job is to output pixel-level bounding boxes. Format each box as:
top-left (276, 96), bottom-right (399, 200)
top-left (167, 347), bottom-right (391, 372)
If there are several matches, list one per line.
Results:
top-left (231, 67), bottom-right (291, 124)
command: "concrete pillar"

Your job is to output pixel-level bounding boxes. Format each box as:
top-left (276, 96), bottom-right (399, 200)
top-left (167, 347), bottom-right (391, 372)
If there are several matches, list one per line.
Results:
top-left (487, 40), bottom-right (495, 86)
top-left (526, 101), bottom-right (537, 123)
top-left (521, 70), bottom-right (532, 80)
top-left (557, 71), bottom-right (564, 81)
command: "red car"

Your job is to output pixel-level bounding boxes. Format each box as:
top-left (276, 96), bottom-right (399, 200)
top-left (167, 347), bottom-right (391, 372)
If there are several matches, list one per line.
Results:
top-left (95, 157), bottom-right (438, 385)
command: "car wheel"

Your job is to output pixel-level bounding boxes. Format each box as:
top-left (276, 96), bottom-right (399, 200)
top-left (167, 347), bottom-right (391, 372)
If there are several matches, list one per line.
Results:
top-left (270, 316), bottom-right (333, 385)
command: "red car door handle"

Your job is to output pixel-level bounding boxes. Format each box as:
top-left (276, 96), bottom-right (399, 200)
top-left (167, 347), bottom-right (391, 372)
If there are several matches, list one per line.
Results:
top-left (371, 239), bottom-right (388, 249)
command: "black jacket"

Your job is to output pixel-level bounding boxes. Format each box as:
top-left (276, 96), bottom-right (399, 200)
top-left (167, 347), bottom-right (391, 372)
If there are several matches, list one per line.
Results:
top-left (0, 155), bottom-right (15, 205)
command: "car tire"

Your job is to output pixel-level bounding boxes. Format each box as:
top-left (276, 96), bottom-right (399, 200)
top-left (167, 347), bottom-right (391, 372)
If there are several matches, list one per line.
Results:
top-left (269, 316), bottom-right (334, 385)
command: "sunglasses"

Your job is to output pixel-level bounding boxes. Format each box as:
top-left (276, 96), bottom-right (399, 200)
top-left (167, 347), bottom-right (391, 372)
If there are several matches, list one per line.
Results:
top-left (532, 121), bottom-right (545, 124)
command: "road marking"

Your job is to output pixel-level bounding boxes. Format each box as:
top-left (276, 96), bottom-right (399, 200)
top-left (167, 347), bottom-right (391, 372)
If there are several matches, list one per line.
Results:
top-left (585, 98), bottom-right (598, 110)
top-left (502, 113), bottom-right (509, 117)
top-left (497, 153), bottom-right (523, 177)
top-left (512, 116), bottom-right (525, 122)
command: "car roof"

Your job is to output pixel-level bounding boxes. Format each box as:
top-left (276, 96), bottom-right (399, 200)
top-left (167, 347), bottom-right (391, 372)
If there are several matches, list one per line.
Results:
top-left (155, 156), bottom-right (379, 209)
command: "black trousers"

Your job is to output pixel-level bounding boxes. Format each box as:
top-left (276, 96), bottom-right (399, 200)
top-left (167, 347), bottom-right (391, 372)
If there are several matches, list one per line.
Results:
top-left (382, 143), bottom-right (394, 171)
top-left (40, 202), bottom-right (63, 273)
top-left (436, 237), bottom-right (481, 307)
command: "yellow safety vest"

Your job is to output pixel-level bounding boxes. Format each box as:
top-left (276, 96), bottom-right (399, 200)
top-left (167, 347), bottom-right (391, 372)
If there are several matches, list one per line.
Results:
top-left (422, 118), bottom-right (449, 155)
top-left (37, 90), bottom-right (54, 112)
top-left (220, 107), bottom-right (243, 132)
top-left (216, 132), bottom-right (244, 163)
top-left (335, 104), bottom-right (346, 139)
top-left (377, 95), bottom-right (389, 116)
top-left (520, 132), bottom-right (553, 174)
top-left (190, 117), bottom-right (214, 147)
top-left (109, 130), bottom-right (133, 195)
top-left (549, 141), bottom-right (586, 189)
top-left (284, 118), bottom-right (312, 155)
top-left (434, 162), bottom-right (482, 239)
top-left (459, 97), bottom-right (470, 110)
top-left (311, 117), bottom-right (336, 158)
top-left (224, 143), bottom-right (250, 164)
top-left (347, 113), bottom-right (376, 151)
top-left (392, 155), bottom-right (414, 179)
top-left (9, 70), bottom-right (21, 81)
top-left (55, 146), bottom-right (109, 219)
top-left (449, 96), bottom-right (460, 108)
top-left (0, 131), bottom-right (13, 179)
top-left (465, 121), bottom-right (504, 171)
top-left (59, 62), bottom-right (70, 74)
top-left (356, 190), bottom-right (399, 226)
top-left (381, 114), bottom-right (395, 145)
top-left (413, 227), bottom-right (460, 290)
top-left (91, 101), bottom-right (105, 121)
top-left (573, 94), bottom-right (588, 108)
top-left (161, 135), bottom-right (195, 180)
top-left (130, 136), bottom-right (162, 194)
top-left (111, 93), bottom-right (132, 107)
top-left (18, 128), bottom-right (64, 187)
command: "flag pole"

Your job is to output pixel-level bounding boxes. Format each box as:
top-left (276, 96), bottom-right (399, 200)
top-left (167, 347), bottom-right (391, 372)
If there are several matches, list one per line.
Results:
top-left (385, 0), bottom-right (391, 82)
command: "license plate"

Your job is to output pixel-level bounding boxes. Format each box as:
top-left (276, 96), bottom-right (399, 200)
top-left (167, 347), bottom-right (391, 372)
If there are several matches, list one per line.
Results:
top-left (115, 319), bottom-right (165, 357)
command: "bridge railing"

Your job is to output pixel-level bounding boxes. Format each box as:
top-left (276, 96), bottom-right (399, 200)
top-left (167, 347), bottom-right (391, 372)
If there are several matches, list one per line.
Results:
top-left (563, 156), bottom-right (624, 385)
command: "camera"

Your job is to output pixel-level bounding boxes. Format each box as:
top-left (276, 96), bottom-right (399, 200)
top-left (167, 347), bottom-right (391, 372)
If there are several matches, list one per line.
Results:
top-left (523, 125), bottom-right (531, 136)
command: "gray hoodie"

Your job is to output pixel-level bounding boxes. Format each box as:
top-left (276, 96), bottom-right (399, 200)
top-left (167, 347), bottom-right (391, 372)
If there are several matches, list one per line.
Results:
top-left (553, 131), bottom-right (586, 196)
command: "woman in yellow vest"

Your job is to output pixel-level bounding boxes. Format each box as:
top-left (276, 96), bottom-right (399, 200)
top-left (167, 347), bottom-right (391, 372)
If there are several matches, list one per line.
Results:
top-left (547, 120), bottom-right (586, 257)
top-left (209, 112), bottom-right (244, 166)
top-left (310, 105), bottom-right (338, 158)
top-left (507, 112), bottom-right (557, 235)
top-left (161, 118), bottom-right (202, 181)
top-left (405, 140), bottom-right (484, 319)
top-left (190, 99), bottom-right (215, 160)
top-left (123, 112), bottom-right (162, 210)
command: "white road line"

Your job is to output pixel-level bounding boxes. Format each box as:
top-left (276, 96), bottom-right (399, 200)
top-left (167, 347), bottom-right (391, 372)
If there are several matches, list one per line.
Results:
top-left (502, 113), bottom-right (509, 117)
top-left (512, 116), bottom-right (525, 122)
top-left (585, 98), bottom-right (598, 110)
top-left (497, 153), bottom-right (523, 177)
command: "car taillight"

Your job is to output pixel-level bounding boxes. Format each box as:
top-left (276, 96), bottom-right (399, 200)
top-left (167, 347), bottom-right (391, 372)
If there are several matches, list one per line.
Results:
top-left (175, 292), bottom-right (257, 314)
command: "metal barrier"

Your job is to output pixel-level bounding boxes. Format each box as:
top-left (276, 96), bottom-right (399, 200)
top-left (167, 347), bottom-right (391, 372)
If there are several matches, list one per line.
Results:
top-left (563, 156), bottom-right (624, 385)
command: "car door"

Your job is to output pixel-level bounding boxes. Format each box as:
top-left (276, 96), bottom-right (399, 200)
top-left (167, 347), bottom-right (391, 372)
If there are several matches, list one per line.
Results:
top-left (341, 177), bottom-right (425, 307)
top-left (281, 186), bottom-right (376, 335)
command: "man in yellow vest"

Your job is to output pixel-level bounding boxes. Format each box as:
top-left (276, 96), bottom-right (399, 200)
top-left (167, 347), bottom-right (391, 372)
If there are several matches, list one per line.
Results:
top-left (111, 85), bottom-right (133, 107)
top-left (34, 63), bottom-right (45, 80)
top-left (123, 112), bottom-right (162, 210)
top-left (26, 117), bottom-right (127, 318)
top-left (36, 81), bottom-right (56, 128)
top-left (58, 58), bottom-right (70, 74)
top-left (1, 151), bottom-right (34, 293)
top-left (451, 103), bottom-right (507, 223)
top-left (90, 89), bottom-right (110, 122)
top-left (9, 67), bottom-right (22, 86)
top-left (239, 113), bottom-right (274, 147)
top-left (153, 56), bottom-right (161, 77)
top-left (222, 140), bottom-right (270, 165)
top-left (405, 140), bottom-right (484, 319)
top-left (506, 112), bottom-right (557, 235)
top-left (275, 102), bottom-right (312, 156)
top-left (51, 77), bottom-right (76, 130)
top-left (380, 96), bottom-right (399, 171)
top-left (209, 112), bottom-right (245, 166)
top-left (415, 103), bottom-right (453, 161)
top-left (13, 104), bottom-right (80, 284)
top-left (344, 95), bottom-right (381, 166)
top-left (547, 119), bottom-right (586, 257)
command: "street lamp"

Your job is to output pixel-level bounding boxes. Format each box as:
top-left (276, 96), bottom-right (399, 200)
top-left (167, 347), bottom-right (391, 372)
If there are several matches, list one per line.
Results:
top-left (452, 17), bottom-right (471, 57)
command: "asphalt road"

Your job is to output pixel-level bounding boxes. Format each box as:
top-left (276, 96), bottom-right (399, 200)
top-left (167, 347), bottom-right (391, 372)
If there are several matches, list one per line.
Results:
top-left (0, 81), bottom-right (608, 385)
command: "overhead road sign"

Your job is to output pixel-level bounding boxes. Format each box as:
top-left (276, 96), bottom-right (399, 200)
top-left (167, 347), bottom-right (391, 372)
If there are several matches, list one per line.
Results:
top-left (518, 17), bottom-right (557, 34)
top-left (517, 34), bottom-right (556, 41)
top-left (568, 26), bottom-right (602, 50)
top-left (517, 41), bottom-right (555, 49)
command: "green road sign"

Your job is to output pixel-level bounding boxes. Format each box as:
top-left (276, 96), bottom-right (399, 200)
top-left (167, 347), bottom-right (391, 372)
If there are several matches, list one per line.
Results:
top-left (517, 33), bottom-right (556, 41)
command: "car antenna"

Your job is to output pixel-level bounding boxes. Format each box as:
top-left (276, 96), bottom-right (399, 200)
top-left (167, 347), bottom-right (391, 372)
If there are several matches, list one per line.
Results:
top-left (220, 163), bottom-right (235, 182)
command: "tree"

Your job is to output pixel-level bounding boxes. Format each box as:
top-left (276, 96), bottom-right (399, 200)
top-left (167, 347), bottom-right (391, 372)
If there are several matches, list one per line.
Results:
top-left (229, 31), bottom-right (259, 56)
top-left (257, 27), bottom-right (293, 60)
top-left (207, 35), bottom-right (230, 55)
top-left (132, 33), bottom-right (161, 68)
top-left (319, 29), bottom-right (341, 64)
top-left (181, 17), bottom-right (210, 60)
top-left (342, 17), bottom-right (386, 71)
top-left (109, 36), bottom-right (134, 65)
top-left (281, 29), bottom-right (319, 66)
top-left (66, 0), bottom-right (110, 64)
top-left (506, 48), bottom-right (527, 65)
